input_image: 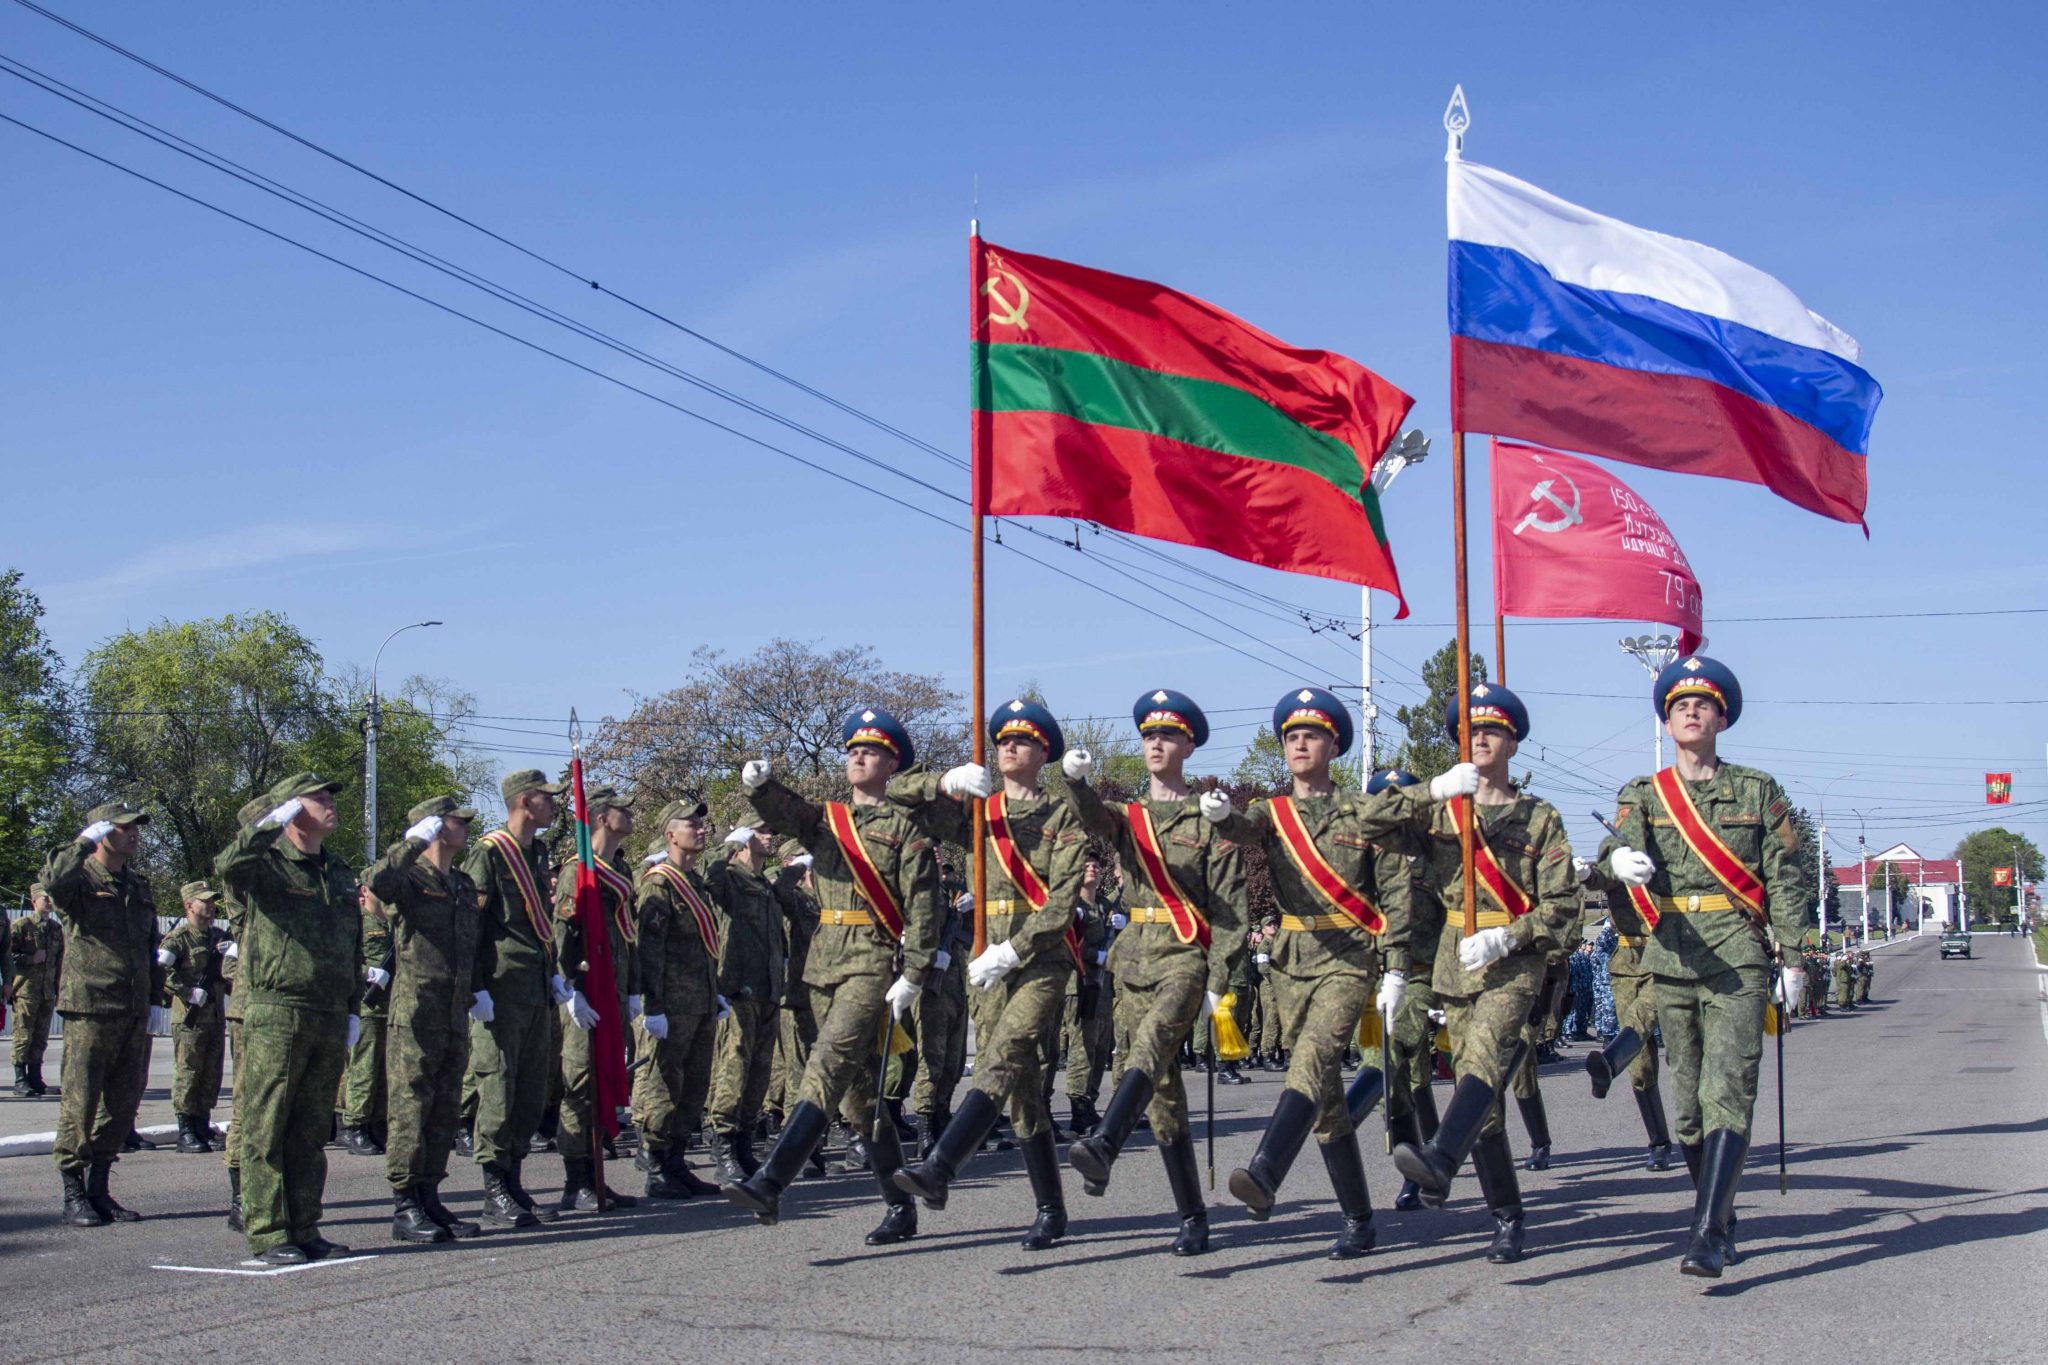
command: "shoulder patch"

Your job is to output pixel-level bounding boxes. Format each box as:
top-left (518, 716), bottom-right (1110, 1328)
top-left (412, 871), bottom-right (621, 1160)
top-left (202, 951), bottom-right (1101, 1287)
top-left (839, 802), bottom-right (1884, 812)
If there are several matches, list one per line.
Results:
top-left (1544, 846), bottom-right (1567, 864)
top-left (1767, 797), bottom-right (1789, 823)
top-left (1615, 805), bottom-right (1631, 824)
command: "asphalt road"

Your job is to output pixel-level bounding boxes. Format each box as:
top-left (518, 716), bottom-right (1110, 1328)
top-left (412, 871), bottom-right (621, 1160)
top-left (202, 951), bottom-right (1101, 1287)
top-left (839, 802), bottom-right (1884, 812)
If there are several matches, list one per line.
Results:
top-left (1, 931), bottom-right (2042, 1363)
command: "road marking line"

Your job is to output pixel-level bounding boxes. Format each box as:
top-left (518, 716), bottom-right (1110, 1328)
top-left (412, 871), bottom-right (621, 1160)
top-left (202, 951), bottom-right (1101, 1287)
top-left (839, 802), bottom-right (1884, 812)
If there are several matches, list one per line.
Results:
top-left (152, 1255), bottom-right (377, 1277)
top-left (2038, 974), bottom-right (2048, 1047)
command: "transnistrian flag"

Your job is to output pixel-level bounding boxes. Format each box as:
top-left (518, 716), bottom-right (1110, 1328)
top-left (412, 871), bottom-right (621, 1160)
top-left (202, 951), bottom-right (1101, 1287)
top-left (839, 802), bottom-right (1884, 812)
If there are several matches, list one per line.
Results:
top-left (971, 240), bottom-right (1414, 607)
top-left (1448, 158), bottom-right (1881, 530)
top-left (569, 758), bottom-right (627, 1144)
top-left (1986, 772), bottom-right (2013, 804)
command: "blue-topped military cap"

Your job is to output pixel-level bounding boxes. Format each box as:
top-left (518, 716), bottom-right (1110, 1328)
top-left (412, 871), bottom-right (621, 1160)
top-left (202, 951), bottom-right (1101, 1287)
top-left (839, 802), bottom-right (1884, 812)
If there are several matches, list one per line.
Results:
top-left (1132, 688), bottom-right (1208, 748)
top-left (989, 698), bottom-right (1065, 763)
top-left (1655, 655), bottom-right (1742, 727)
top-left (1367, 768), bottom-right (1421, 795)
top-left (843, 706), bottom-right (915, 768)
top-left (1273, 686), bottom-right (1353, 757)
top-left (1442, 681), bottom-right (1530, 741)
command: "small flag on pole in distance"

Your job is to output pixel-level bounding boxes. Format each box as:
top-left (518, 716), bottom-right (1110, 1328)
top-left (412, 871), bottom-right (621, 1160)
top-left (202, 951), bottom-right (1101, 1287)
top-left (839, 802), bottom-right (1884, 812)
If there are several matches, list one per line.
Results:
top-left (1986, 772), bottom-right (2013, 804)
top-left (1992, 867), bottom-right (2013, 887)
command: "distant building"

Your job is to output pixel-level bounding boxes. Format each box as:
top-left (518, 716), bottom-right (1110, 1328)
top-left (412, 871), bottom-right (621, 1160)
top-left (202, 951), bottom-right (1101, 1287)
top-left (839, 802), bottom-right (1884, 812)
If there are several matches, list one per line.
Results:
top-left (1830, 843), bottom-right (1961, 930)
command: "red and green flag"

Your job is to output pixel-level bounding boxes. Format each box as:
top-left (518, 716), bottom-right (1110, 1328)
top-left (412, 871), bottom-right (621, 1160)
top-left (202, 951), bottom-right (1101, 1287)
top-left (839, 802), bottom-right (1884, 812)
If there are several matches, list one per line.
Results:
top-left (1986, 772), bottom-right (2013, 804)
top-left (568, 758), bottom-right (628, 1147)
top-left (970, 240), bottom-right (1414, 608)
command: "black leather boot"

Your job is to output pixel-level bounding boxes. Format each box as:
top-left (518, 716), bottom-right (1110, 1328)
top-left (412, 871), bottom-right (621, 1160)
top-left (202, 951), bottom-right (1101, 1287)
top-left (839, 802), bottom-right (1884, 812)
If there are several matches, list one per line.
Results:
top-left (124, 1127), bottom-right (156, 1152)
top-left (1680, 1129), bottom-right (1747, 1278)
top-left (893, 1089), bottom-right (998, 1211)
top-left (1343, 1065), bottom-right (1387, 1128)
top-left (509, 1156), bottom-right (557, 1223)
top-left (1217, 1063), bottom-right (1248, 1086)
top-left (1637, 1084), bottom-right (1674, 1170)
top-left (86, 1158), bottom-right (139, 1222)
top-left (561, 1154), bottom-right (639, 1212)
top-left (1228, 1087), bottom-right (1317, 1221)
top-left (1320, 1134), bottom-right (1377, 1259)
top-left (645, 1145), bottom-right (690, 1199)
top-left (1160, 1134), bottom-right (1208, 1256)
top-left (711, 1131), bottom-right (749, 1188)
top-left (1587, 1027), bottom-right (1643, 1100)
top-left (482, 1162), bottom-right (537, 1228)
top-left (177, 1115), bottom-right (209, 1154)
top-left (733, 1126), bottom-right (760, 1177)
top-left (1018, 1127), bottom-right (1068, 1251)
top-left (28, 1062), bottom-right (50, 1096)
top-left (62, 1168), bottom-right (105, 1226)
top-left (672, 1144), bottom-right (722, 1196)
top-left (13, 1064), bottom-right (31, 1097)
top-left (724, 1100), bottom-right (828, 1227)
top-left (1516, 1091), bottom-right (1553, 1170)
top-left (342, 1124), bottom-right (382, 1156)
top-left (1471, 1131), bottom-right (1525, 1263)
top-left (1068, 1094), bottom-right (1101, 1137)
top-left (915, 1109), bottom-right (943, 1160)
top-left (839, 1129), bottom-right (873, 1174)
top-left (419, 1183), bottom-right (481, 1238)
top-left (393, 1187), bottom-right (451, 1243)
top-left (226, 1166), bottom-right (244, 1232)
top-left (1412, 1082), bottom-right (1440, 1141)
top-left (1068, 1069), bottom-right (1153, 1195)
top-left (1386, 1104), bottom-right (1426, 1211)
top-left (864, 1118), bottom-right (917, 1246)
top-left (453, 1123), bottom-right (475, 1158)
top-left (1391, 1075), bottom-right (1495, 1208)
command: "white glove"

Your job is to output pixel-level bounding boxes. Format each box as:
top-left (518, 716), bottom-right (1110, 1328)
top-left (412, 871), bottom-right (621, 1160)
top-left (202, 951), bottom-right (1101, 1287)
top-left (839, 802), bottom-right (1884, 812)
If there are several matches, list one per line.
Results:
top-left (566, 990), bottom-right (598, 1030)
top-left (968, 940), bottom-right (1021, 990)
top-left (1458, 926), bottom-right (1514, 972)
top-left (346, 1015), bottom-right (362, 1050)
top-left (1198, 790), bottom-right (1233, 824)
top-left (1573, 856), bottom-right (1594, 885)
top-left (223, 941), bottom-right (239, 959)
top-left (1377, 969), bottom-right (1406, 1021)
top-left (147, 1005), bottom-right (167, 1033)
top-left (716, 994), bottom-right (733, 1021)
top-left (365, 967), bottom-right (391, 989)
top-left (1609, 847), bottom-right (1655, 887)
top-left (1429, 763), bottom-right (1479, 801)
top-left (884, 974), bottom-right (918, 1018)
top-left (627, 994), bottom-right (643, 1021)
top-left (469, 990), bottom-right (495, 1023)
top-left (156, 947), bottom-right (176, 967)
top-left (1095, 949), bottom-right (1108, 965)
top-left (1061, 748), bottom-right (1094, 782)
top-left (741, 759), bottom-right (771, 790)
top-left (1205, 990), bottom-right (1223, 1018)
top-left (188, 987), bottom-right (208, 1006)
top-left (643, 1012), bottom-right (669, 1040)
top-left (1427, 1008), bottom-right (1447, 1026)
top-left (549, 974), bottom-right (574, 1005)
top-left (1777, 966), bottom-right (1808, 1013)
top-left (941, 763), bottom-right (992, 799)
top-left (934, 949), bottom-right (952, 971)
top-left (643, 851), bottom-right (667, 865)
top-left (405, 815), bottom-right (444, 844)
top-left (266, 797), bottom-right (305, 828)
top-left (1109, 912), bottom-right (1128, 931)
top-left (1254, 952), bottom-right (1270, 965)
top-left (80, 820), bottom-right (115, 844)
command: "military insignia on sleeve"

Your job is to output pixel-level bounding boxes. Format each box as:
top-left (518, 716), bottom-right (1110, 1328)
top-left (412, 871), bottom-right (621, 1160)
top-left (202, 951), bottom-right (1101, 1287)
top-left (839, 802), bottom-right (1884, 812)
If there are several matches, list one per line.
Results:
top-left (1545, 846), bottom-right (1567, 863)
top-left (1767, 798), bottom-right (1788, 823)
top-left (1615, 805), bottom-right (1631, 824)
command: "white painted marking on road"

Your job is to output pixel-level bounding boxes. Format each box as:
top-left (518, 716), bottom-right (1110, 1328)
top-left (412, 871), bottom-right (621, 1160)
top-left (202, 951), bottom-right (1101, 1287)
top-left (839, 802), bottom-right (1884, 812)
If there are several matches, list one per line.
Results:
top-left (152, 1255), bottom-right (376, 1278)
top-left (2038, 973), bottom-right (2048, 1047)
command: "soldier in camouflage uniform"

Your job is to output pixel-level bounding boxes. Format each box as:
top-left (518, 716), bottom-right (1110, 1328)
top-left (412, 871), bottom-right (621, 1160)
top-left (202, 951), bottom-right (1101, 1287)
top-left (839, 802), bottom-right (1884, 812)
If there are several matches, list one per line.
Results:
top-left (338, 885), bottom-right (395, 1155)
top-left (889, 699), bottom-right (1089, 1250)
top-left (1511, 957), bottom-right (1567, 1169)
top-left (1060, 689), bottom-right (1248, 1257)
top-left (161, 881), bottom-right (229, 1153)
top-left (765, 847), bottom-right (822, 1163)
top-left (1832, 951), bottom-right (1856, 1009)
top-left (43, 801), bottom-right (163, 1227)
top-left (908, 896), bottom-right (970, 1160)
top-left (1856, 950), bottom-right (1874, 1004)
top-left (1369, 768), bottom-right (1444, 1212)
top-left (704, 822), bottom-right (787, 1185)
top-left (1212, 688), bottom-right (1441, 1259)
top-left (1391, 685), bottom-right (1575, 1265)
top-left (367, 795), bottom-right (489, 1245)
top-left (1061, 856), bottom-right (1113, 1131)
top-left (215, 773), bottom-right (364, 1264)
top-left (9, 883), bottom-right (64, 1097)
top-left (1590, 656), bottom-right (1813, 1279)
top-left (632, 799), bottom-right (725, 1200)
top-left (724, 707), bottom-right (943, 1246)
top-left (551, 785), bottom-right (641, 1212)
top-left (1578, 872), bottom-right (1676, 1171)
top-left (218, 797), bottom-right (264, 1231)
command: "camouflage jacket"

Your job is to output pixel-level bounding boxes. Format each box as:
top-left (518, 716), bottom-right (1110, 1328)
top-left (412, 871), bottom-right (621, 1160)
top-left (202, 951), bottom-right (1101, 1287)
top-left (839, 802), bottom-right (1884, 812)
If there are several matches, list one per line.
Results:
top-left (463, 828), bottom-right (556, 988)
top-left (6, 913), bottom-right (62, 1001)
top-left (552, 851), bottom-right (640, 1009)
top-left (161, 918), bottom-right (228, 1030)
top-left (366, 837), bottom-right (487, 1033)
top-left (1411, 794), bottom-right (1577, 1000)
top-left (215, 821), bottom-right (363, 1015)
top-left (704, 848), bottom-right (787, 1006)
top-left (635, 859), bottom-right (720, 1018)
top-left (41, 839), bottom-right (161, 1016)
top-left (771, 863), bottom-right (818, 1002)
top-left (357, 910), bottom-right (395, 1019)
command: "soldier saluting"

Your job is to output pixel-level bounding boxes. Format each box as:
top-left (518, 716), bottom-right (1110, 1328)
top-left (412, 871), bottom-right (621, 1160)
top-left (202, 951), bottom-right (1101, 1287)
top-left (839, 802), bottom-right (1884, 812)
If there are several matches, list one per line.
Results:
top-left (1590, 656), bottom-right (1812, 1279)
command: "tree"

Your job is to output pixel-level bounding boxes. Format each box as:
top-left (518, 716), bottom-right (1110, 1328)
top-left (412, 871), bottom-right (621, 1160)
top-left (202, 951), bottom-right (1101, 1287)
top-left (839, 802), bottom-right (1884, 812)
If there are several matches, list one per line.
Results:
top-left (1390, 638), bottom-right (1489, 781)
top-left (1954, 827), bottom-right (2043, 927)
top-left (306, 667), bottom-right (494, 864)
top-left (0, 569), bottom-right (74, 903)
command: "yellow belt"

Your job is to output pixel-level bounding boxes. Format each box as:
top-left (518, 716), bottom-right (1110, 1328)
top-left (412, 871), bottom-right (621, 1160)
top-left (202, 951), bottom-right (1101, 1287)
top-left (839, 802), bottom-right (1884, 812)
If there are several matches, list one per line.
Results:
top-left (1280, 913), bottom-right (1362, 933)
top-left (1124, 905), bottom-right (1175, 924)
top-left (982, 899), bottom-right (1028, 914)
top-left (1653, 893), bottom-right (1736, 914)
top-left (1467, 907), bottom-right (1512, 930)
top-left (1616, 933), bottom-right (1645, 949)
top-left (817, 907), bottom-right (874, 926)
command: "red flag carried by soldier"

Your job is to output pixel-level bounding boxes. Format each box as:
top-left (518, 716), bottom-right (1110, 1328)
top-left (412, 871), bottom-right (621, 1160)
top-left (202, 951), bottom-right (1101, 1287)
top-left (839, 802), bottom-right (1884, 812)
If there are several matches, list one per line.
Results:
top-left (1986, 772), bottom-right (2013, 804)
top-left (1491, 440), bottom-right (1703, 653)
top-left (569, 758), bottom-right (628, 1142)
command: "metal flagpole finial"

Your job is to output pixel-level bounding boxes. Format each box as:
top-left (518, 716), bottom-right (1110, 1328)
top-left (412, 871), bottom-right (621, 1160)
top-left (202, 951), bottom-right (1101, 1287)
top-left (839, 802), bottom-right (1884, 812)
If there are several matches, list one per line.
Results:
top-left (569, 708), bottom-right (582, 753)
top-left (1444, 84), bottom-right (1470, 159)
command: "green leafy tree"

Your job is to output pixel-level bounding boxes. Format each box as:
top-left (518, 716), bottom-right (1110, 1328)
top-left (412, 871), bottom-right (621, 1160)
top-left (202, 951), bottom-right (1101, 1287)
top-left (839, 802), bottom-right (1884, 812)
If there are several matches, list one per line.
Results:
top-left (0, 569), bottom-right (75, 903)
top-left (1954, 827), bottom-right (2042, 927)
top-left (1390, 638), bottom-right (1489, 781)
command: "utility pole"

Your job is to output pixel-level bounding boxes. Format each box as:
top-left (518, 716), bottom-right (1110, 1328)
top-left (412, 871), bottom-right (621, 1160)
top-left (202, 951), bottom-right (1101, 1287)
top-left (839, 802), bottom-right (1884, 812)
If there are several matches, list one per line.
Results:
top-left (1361, 430), bottom-right (1429, 781)
top-left (1619, 635), bottom-right (1679, 771)
top-left (367, 620), bottom-right (443, 862)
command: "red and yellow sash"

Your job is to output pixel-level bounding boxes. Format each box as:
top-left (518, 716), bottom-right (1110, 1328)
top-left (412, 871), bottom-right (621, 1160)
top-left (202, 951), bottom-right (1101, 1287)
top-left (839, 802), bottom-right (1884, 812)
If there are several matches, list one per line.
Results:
top-left (825, 802), bottom-right (905, 941)
top-left (479, 829), bottom-right (553, 950)
top-left (584, 855), bottom-right (639, 945)
top-left (1268, 797), bottom-right (1384, 934)
top-left (1621, 881), bottom-right (1661, 931)
top-left (1447, 797), bottom-right (1533, 924)
top-left (986, 792), bottom-right (1082, 971)
top-left (650, 863), bottom-right (720, 957)
top-left (1650, 768), bottom-right (1768, 930)
top-left (1125, 802), bottom-right (1209, 948)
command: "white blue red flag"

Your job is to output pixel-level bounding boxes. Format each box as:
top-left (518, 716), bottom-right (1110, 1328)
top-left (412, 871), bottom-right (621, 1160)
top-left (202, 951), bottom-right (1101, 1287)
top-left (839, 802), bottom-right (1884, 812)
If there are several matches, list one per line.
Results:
top-left (1448, 158), bottom-right (1880, 529)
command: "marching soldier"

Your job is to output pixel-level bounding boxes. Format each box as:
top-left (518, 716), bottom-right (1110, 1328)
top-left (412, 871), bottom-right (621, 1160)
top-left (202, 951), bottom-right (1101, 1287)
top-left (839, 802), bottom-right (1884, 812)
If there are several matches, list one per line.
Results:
top-left (1512, 958), bottom-right (1567, 1169)
top-left (1251, 924), bottom-right (1286, 1069)
top-left (1059, 689), bottom-right (1248, 1256)
top-left (705, 822), bottom-right (788, 1185)
top-left (888, 698), bottom-right (1088, 1250)
top-left (1390, 685), bottom-right (1576, 1265)
top-left (1062, 857), bottom-right (1113, 1132)
top-left (366, 795), bottom-right (490, 1245)
top-left (1577, 863), bottom-right (1676, 1171)
top-left (338, 885), bottom-right (395, 1155)
top-left (9, 883), bottom-right (63, 1097)
top-left (43, 802), bottom-right (164, 1226)
top-left (631, 799), bottom-right (725, 1199)
top-left (463, 768), bottom-right (567, 1229)
top-left (765, 845), bottom-right (822, 1164)
top-left (1372, 768), bottom-right (1445, 1213)
top-left (1589, 656), bottom-right (1813, 1278)
top-left (214, 773), bottom-right (364, 1264)
top-left (1208, 688), bottom-right (1454, 1258)
top-left (724, 707), bottom-right (943, 1246)
top-left (907, 892), bottom-right (970, 1160)
top-left (160, 882), bottom-right (229, 1153)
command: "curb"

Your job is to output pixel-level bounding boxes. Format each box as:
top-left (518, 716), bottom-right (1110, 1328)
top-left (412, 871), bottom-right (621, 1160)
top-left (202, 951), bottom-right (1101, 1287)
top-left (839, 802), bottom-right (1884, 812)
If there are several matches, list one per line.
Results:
top-left (0, 1121), bottom-right (184, 1160)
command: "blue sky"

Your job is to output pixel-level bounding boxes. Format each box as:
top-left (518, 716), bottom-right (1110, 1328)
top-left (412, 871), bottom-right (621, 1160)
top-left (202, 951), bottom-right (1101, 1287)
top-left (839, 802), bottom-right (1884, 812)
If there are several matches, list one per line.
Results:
top-left (5, 0), bottom-right (2045, 868)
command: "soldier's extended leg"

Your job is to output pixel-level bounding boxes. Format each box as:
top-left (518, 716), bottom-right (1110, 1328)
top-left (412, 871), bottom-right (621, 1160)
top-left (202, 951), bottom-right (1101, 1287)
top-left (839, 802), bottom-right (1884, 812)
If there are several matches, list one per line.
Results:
top-left (1662, 967), bottom-right (1764, 1278)
top-left (53, 1012), bottom-right (150, 1226)
top-left (1612, 972), bottom-right (1672, 1169)
top-left (1387, 981), bottom-right (1439, 1210)
top-left (1513, 970), bottom-right (1564, 1171)
top-left (1393, 980), bottom-right (1537, 1221)
top-left (471, 978), bottom-right (555, 1228)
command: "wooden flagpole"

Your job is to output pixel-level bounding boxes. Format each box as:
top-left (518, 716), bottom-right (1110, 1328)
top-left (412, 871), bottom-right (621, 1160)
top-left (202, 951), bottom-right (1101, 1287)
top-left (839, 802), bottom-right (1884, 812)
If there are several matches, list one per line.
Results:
top-left (969, 220), bottom-right (990, 957)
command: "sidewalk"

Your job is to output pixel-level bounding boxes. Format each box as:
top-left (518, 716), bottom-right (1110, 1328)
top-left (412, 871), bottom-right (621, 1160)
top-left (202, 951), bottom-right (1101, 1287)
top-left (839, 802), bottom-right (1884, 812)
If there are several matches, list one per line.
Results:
top-left (0, 1036), bottom-right (228, 1156)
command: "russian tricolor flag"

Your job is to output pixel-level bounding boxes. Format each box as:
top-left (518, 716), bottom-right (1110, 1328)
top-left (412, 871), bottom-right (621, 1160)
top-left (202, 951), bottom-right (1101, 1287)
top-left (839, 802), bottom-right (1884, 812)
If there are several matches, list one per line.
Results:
top-left (1449, 158), bottom-right (1880, 529)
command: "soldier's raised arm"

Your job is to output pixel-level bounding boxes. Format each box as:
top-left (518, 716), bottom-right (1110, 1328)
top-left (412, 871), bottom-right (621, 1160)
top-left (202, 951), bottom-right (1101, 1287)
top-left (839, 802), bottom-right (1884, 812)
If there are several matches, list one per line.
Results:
top-left (884, 770), bottom-right (973, 846)
top-left (366, 835), bottom-right (429, 908)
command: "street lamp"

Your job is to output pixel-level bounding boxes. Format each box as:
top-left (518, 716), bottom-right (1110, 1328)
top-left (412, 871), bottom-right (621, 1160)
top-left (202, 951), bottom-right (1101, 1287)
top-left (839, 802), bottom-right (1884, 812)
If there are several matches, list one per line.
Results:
top-left (367, 620), bottom-right (443, 861)
top-left (1618, 634), bottom-right (1680, 770)
top-left (1793, 773), bottom-right (1857, 942)
top-left (1359, 430), bottom-right (1429, 779)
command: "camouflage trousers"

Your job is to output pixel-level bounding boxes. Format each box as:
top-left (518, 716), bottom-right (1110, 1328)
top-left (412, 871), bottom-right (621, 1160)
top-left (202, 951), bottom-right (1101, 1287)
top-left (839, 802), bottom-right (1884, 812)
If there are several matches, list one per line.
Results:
top-left (52, 1011), bottom-right (150, 1173)
top-left (707, 997), bottom-right (777, 1133)
top-left (962, 961), bottom-right (1070, 1139)
top-left (224, 1018), bottom-right (245, 1169)
top-left (767, 1005), bottom-right (816, 1117)
top-left (1512, 964), bottom-right (1569, 1102)
top-left (238, 1002), bottom-right (348, 1255)
top-left (908, 976), bottom-right (966, 1117)
top-left (1656, 965), bottom-right (1767, 1145)
top-left (1386, 977), bottom-right (1441, 1121)
top-left (385, 1018), bottom-right (469, 1191)
top-left (469, 972), bottom-right (552, 1170)
top-left (1254, 976), bottom-right (1285, 1053)
top-left (10, 992), bottom-right (53, 1067)
top-left (339, 1013), bottom-right (388, 1127)
top-left (1835, 971), bottom-right (1855, 1007)
top-left (1062, 981), bottom-right (1113, 1103)
top-left (1857, 973), bottom-right (1872, 1004)
top-left (797, 971), bottom-right (891, 1132)
top-left (1273, 966), bottom-right (1374, 1142)
top-left (1442, 975), bottom-right (1539, 1141)
top-left (1610, 968), bottom-right (1660, 1091)
top-left (172, 1016), bottom-right (226, 1117)
top-left (630, 1009), bottom-right (716, 1150)
top-left (1112, 961), bottom-right (1207, 1145)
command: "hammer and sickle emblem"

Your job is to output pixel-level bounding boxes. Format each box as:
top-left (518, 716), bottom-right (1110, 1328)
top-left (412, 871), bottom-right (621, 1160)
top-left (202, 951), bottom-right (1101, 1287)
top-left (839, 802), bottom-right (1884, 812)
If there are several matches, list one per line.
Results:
top-left (983, 255), bottom-right (1031, 331)
top-left (1510, 459), bottom-right (1583, 536)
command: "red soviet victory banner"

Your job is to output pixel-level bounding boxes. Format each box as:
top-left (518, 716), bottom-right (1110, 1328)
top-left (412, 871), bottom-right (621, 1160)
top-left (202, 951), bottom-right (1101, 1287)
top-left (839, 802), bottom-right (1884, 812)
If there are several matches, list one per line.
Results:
top-left (1986, 772), bottom-right (2013, 804)
top-left (1993, 867), bottom-right (2014, 887)
top-left (1491, 440), bottom-right (1703, 652)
